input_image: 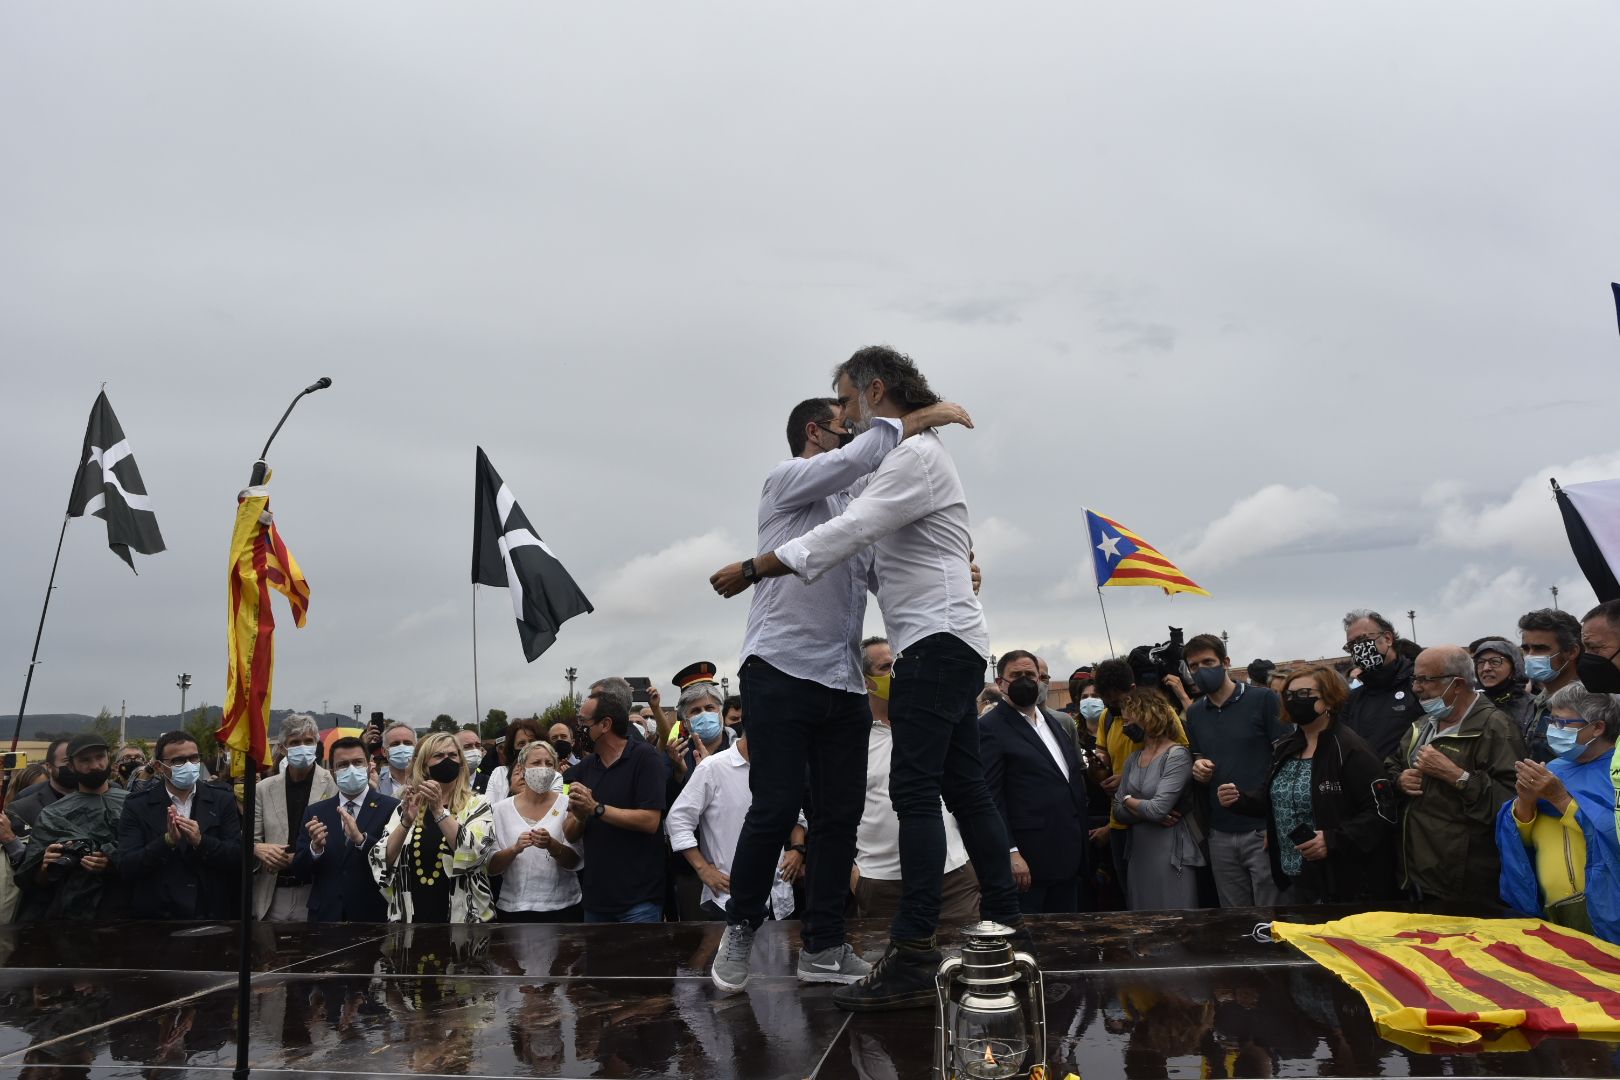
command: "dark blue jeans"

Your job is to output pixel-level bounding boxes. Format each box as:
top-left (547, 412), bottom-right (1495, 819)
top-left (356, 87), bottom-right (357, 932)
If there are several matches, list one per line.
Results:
top-left (726, 655), bottom-right (870, 952)
top-left (890, 633), bottom-right (1020, 940)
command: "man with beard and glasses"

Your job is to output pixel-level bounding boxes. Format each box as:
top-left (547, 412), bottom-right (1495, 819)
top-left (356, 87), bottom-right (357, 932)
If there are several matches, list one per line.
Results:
top-left (1340, 609), bottom-right (1421, 761)
top-left (712, 345), bottom-right (1020, 1012)
top-left (16, 734), bottom-right (128, 921)
top-left (1519, 607), bottom-right (1584, 762)
top-left (704, 386), bottom-right (970, 994)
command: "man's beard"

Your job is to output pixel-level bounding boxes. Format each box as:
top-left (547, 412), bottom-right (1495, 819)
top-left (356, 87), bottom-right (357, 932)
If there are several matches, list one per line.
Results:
top-left (845, 394), bottom-right (874, 435)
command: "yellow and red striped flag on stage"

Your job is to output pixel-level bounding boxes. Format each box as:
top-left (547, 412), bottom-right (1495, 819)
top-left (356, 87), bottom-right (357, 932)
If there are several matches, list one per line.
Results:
top-left (1084, 509), bottom-right (1209, 597)
top-left (1273, 912), bottom-right (1620, 1051)
top-left (218, 487), bottom-right (309, 773)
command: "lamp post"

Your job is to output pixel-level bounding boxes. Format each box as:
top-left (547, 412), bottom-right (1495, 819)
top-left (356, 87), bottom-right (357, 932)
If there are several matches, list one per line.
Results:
top-left (1551, 585), bottom-right (1560, 610)
top-left (177, 672), bottom-right (192, 724)
top-left (1407, 611), bottom-right (1417, 641)
top-left (721, 676), bottom-right (730, 698)
top-left (1220, 630), bottom-right (1229, 653)
top-left (565, 666), bottom-right (579, 703)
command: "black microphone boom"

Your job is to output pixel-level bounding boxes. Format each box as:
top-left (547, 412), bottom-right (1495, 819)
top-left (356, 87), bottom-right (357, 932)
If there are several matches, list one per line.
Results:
top-left (250, 377), bottom-right (333, 485)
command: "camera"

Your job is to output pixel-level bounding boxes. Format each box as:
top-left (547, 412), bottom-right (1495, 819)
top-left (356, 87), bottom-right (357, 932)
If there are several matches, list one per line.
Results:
top-left (47, 839), bottom-right (94, 881)
top-left (1129, 626), bottom-right (1191, 702)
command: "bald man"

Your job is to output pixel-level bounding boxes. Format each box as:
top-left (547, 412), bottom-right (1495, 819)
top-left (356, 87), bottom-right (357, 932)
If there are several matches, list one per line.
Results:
top-left (1386, 645), bottom-right (1523, 902)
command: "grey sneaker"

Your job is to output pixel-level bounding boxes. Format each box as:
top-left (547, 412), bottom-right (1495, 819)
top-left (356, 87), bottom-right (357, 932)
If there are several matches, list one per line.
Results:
top-left (797, 942), bottom-right (872, 984)
top-left (711, 923), bottom-right (757, 994)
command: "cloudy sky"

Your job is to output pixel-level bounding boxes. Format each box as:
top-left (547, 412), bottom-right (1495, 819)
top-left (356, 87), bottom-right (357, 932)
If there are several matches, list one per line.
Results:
top-left (3, 3), bottom-right (1617, 725)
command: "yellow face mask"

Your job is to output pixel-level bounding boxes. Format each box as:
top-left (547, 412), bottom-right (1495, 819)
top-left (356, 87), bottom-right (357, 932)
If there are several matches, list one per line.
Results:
top-left (867, 673), bottom-right (891, 701)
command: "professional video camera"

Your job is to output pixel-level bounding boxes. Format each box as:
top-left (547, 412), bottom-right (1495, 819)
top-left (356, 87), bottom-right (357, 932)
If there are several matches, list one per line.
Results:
top-left (1129, 626), bottom-right (1192, 705)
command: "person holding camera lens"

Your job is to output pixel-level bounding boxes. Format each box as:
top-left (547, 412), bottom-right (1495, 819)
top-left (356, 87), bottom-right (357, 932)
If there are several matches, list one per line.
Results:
top-left (16, 733), bottom-right (127, 922)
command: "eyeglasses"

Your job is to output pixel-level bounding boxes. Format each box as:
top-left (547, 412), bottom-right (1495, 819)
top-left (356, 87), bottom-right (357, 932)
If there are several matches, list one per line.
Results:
top-left (1475, 657), bottom-right (1510, 670)
top-left (1284, 690), bottom-right (1320, 702)
top-left (163, 753), bottom-right (202, 766)
top-left (1409, 675), bottom-right (1455, 689)
top-left (1548, 715), bottom-right (1589, 730)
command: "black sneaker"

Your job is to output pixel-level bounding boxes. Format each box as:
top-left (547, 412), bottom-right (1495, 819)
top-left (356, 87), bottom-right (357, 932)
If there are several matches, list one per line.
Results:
top-left (1007, 922), bottom-right (1038, 962)
top-left (832, 941), bottom-right (942, 1012)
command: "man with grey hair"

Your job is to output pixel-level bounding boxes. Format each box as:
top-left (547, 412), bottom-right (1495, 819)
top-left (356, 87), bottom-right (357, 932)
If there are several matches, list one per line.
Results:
top-left (1387, 646), bottom-right (1522, 902)
top-left (253, 713), bottom-right (335, 920)
top-left (589, 676), bottom-right (649, 744)
top-left (377, 722), bottom-right (417, 799)
top-left (1341, 608), bottom-right (1420, 760)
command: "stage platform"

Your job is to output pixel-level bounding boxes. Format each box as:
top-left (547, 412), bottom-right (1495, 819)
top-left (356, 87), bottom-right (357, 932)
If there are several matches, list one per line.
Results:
top-left (3, 907), bottom-right (1618, 1078)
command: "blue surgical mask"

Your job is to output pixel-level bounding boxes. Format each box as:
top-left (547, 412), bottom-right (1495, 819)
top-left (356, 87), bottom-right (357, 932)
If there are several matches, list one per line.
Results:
top-left (1524, 655), bottom-right (1563, 684)
top-left (168, 761), bottom-right (200, 791)
top-left (387, 745), bottom-right (415, 770)
top-left (285, 745), bottom-right (317, 771)
top-left (335, 764), bottom-right (370, 796)
top-left (1546, 723), bottom-right (1590, 762)
top-left (1078, 698), bottom-right (1105, 722)
top-left (1419, 691), bottom-right (1453, 721)
top-left (690, 710), bottom-right (723, 743)
top-left (1348, 679), bottom-right (1363, 691)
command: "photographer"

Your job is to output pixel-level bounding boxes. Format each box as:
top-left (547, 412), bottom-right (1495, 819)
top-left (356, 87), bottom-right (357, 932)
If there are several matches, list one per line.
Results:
top-left (16, 734), bottom-right (128, 921)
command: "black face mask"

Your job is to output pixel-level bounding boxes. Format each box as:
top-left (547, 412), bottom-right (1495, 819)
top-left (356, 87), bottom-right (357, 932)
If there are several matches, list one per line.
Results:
top-left (552, 740), bottom-right (573, 759)
top-left (428, 758), bottom-right (463, 784)
top-left (1577, 648), bottom-right (1620, 694)
top-left (1284, 697), bottom-right (1322, 726)
top-left (815, 422), bottom-right (854, 448)
top-left (1121, 723), bottom-right (1147, 743)
top-left (118, 761), bottom-right (140, 779)
top-left (55, 764), bottom-right (77, 790)
top-left (1006, 676), bottom-right (1040, 709)
top-left (77, 767), bottom-right (111, 790)
top-left (1192, 666), bottom-right (1226, 696)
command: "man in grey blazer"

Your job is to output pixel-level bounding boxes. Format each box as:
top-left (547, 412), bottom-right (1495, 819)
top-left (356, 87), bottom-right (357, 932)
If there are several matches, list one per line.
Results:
top-left (253, 714), bottom-right (336, 921)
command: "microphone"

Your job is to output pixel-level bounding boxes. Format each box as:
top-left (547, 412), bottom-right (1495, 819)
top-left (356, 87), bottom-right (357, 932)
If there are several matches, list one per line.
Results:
top-left (304, 376), bottom-right (333, 394)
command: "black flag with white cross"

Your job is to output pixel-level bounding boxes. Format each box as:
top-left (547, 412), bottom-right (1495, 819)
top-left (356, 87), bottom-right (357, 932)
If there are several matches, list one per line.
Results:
top-left (473, 447), bottom-right (594, 661)
top-left (67, 391), bottom-right (166, 572)
top-left (1556, 477), bottom-right (1620, 604)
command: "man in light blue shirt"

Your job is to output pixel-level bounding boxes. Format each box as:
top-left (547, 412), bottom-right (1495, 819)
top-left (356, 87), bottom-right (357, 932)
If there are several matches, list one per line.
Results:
top-left (707, 390), bottom-right (968, 994)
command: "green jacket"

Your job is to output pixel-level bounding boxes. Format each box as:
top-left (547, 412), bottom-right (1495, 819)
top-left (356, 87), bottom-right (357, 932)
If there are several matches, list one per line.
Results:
top-left (1384, 696), bottom-right (1524, 901)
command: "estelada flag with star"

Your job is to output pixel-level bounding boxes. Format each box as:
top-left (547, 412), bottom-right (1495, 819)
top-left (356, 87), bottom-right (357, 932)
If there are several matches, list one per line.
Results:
top-left (219, 485), bottom-right (309, 771)
top-left (1085, 509), bottom-right (1209, 596)
top-left (473, 447), bottom-right (593, 661)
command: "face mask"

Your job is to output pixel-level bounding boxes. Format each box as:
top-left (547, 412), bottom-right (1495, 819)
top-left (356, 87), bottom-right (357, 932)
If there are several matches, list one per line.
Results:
top-left (552, 739), bottom-right (573, 760)
top-left (1284, 697), bottom-right (1322, 726)
top-left (1524, 655), bottom-right (1564, 684)
top-left (1006, 677), bottom-right (1040, 709)
top-left (118, 760), bottom-right (140, 779)
top-left (387, 745), bottom-right (415, 771)
top-left (77, 767), bottom-right (111, 789)
top-left (690, 710), bottom-right (723, 743)
top-left (1577, 649), bottom-right (1620, 694)
top-left (524, 765), bottom-right (558, 793)
top-left (1351, 639), bottom-right (1386, 672)
top-left (55, 764), bottom-right (77, 789)
top-left (335, 764), bottom-right (370, 796)
top-left (1121, 722), bottom-right (1146, 743)
top-left (644, 720), bottom-right (660, 739)
top-left (285, 745), bottom-right (317, 771)
top-left (427, 758), bottom-right (462, 784)
top-left (1078, 698), bottom-right (1105, 722)
top-left (1545, 724), bottom-right (1583, 761)
top-left (1192, 666), bottom-right (1226, 696)
top-left (1419, 681), bottom-right (1455, 721)
top-left (1036, 680), bottom-right (1050, 706)
top-left (868, 673), bottom-right (891, 701)
top-left (167, 761), bottom-right (200, 791)
top-left (1348, 679), bottom-right (1363, 691)
top-left (463, 749), bottom-right (484, 770)
top-left (816, 421), bottom-right (854, 449)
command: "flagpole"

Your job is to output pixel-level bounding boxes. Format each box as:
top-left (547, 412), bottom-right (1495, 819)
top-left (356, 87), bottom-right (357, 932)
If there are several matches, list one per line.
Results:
top-left (472, 584), bottom-right (481, 733)
top-left (2, 514), bottom-right (70, 803)
top-left (1084, 506), bottom-right (1117, 659)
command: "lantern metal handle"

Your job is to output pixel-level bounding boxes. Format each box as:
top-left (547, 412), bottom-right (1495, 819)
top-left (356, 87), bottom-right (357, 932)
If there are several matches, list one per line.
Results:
top-left (1013, 952), bottom-right (1048, 1075)
top-left (936, 956), bottom-right (963, 1080)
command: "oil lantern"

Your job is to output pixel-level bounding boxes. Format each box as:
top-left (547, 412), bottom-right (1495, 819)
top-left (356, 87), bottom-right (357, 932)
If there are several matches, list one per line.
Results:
top-left (934, 921), bottom-right (1047, 1080)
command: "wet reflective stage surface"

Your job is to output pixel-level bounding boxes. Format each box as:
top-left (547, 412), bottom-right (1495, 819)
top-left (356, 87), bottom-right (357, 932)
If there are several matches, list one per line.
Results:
top-left (3, 906), bottom-right (1619, 1078)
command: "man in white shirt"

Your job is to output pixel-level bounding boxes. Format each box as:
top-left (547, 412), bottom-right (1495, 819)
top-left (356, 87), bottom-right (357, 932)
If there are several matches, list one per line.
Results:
top-left (666, 734), bottom-right (806, 921)
top-left (716, 345), bottom-right (1021, 1012)
top-left (707, 389), bottom-right (969, 994)
top-left (853, 637), bottom-right (981, 923)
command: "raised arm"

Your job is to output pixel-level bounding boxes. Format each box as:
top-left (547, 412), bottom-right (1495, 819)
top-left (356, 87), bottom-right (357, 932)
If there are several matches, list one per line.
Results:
top-left (765, 418), bottom-right (903, 512)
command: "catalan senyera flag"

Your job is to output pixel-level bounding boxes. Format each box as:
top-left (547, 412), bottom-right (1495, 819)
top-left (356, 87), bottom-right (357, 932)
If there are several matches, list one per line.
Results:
top-left (1084, 509), bottom-right (1209, 596)
top-left (1273, 913), bottom-right (1620, 1051)
top-left (219, 487), bottom-right (309, 772)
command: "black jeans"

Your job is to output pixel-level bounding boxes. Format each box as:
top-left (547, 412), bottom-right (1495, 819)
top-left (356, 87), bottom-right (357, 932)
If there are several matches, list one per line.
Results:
top-left (726, 655), bottom-right (870, 952)
top-left (890, 633), bottom-right (1021, 940)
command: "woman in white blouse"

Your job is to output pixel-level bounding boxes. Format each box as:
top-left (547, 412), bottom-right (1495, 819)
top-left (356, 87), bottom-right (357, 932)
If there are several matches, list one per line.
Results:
top-left (489, 741), bottom-right (584, 922)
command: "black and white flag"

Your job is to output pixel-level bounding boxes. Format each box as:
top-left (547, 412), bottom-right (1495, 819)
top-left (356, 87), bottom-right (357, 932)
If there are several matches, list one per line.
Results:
top-left (473, 447), bottom-right (594, 661)
top-left (1557, 477), bottom-right (1620, 604)
top-left (67, 391), bottom-right (166, 572)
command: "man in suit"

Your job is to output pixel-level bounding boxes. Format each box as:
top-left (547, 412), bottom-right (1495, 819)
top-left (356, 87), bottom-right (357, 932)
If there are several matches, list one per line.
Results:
top-left (116, 731), bottom-right (243, 920)
top-left (253, 714), bottom-right (336, 921)
top-left (292, 736), bottom-right (397, 923)
top-left (980, 650), bottom-right (1090, 914)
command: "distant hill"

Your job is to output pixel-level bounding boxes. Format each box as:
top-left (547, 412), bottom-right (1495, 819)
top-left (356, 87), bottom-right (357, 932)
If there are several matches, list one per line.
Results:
top-left (1, 708), bottom-right (363, 742)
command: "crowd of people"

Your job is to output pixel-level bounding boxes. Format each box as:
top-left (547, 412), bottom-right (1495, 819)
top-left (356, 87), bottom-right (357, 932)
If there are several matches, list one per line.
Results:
top-left (3, 345), bottom-right (1617, 1020)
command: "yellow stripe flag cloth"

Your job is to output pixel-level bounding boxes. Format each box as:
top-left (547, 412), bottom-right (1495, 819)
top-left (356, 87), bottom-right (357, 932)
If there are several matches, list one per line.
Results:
top-left (1272, 912), bottom-right (1620, 1051)
top-left (218, 486), bottom-right (309, 773)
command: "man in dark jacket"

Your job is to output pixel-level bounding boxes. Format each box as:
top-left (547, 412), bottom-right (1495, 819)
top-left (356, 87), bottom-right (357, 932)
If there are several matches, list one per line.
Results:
top-left (292, 736), bottom-right (397, 922)
top-left (981, 651), bottom-right (1090, 913)
top-left (116, 732), bottom-right (242, 920)
top-left (1340, 609), bottom-right (1421, 760)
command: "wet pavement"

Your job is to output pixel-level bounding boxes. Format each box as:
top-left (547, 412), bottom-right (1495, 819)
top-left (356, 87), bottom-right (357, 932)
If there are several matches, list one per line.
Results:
top-left (2, 907), bottom-right (1619, 1078)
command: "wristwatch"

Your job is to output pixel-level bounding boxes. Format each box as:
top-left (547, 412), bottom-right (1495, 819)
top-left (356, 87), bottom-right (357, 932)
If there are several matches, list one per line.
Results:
top-left (741, 557), bottom-right (760, 583)
top-left (593, 802), bottom-right (607, 819)
top-left (1454, 770), bottom-right (1471, 790)
top-left (788, 842), bottom-right (807, 855)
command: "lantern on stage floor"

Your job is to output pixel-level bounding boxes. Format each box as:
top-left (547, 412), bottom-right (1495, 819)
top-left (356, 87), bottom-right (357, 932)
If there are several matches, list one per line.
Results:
top-left (934, 921), bottom-right (1047, 1080)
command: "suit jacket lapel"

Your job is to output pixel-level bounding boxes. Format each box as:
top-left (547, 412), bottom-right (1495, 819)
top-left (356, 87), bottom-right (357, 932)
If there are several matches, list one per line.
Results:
top-left (1006, 707), bottom-right (1067, 784)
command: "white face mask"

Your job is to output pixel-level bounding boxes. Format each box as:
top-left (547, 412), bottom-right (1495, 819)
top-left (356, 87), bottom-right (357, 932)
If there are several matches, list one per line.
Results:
top-left (463, 749), bottom-right (484, 770)
top-left (284, 744), bottom-right (317, 771)
top-left (335, 764), bottom-right (369, 796)
top-left (524, 765), bottom-right (558, 794)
